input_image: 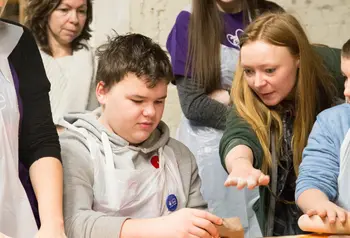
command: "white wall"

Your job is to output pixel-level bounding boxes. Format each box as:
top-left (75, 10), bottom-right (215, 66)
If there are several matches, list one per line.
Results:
top-left (91, 0), bottom-right (350, 137)
top-left (91, 0), bottom-right (130, 47)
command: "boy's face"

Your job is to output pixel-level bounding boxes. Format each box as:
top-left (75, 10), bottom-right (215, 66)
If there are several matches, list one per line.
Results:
top-left (341, 56), bottom-right (350, 101)
top-left (97, 73), bottom-right (167, 144)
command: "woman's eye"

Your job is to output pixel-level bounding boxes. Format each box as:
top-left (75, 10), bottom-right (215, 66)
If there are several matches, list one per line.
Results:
top-left (58, 8), bottom-right (69, 12)
top-left (243, 69), bottom-right (254, 76)
top-left (265, 68), bottom-right (276, 74)
top-left (78, 9), bottom-right (87, 14)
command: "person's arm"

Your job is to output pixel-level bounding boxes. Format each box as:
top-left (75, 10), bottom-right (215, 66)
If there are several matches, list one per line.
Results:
top-left (296, 109), bottom-right (345, 222)
top-left (30, 159), bottom-right (65, 232)
top-left (219, 108), bottom-right (264, 171)
top-left (120, 209), bottom-right (222, 238)
top-left (223, 144), bottom-right (270, 189)
top-left (60, 138), bottom-right (129, 238)
top-left (219, 108), bottom-right (270, 189)
top-left (176, 76), bottom-right (231, 130)
top-left (298, 213), bottom-right (350, 234)
top-left (10, 26), bottom-right (65, 235)
top-left (297, 189), bottom-right (348, 224)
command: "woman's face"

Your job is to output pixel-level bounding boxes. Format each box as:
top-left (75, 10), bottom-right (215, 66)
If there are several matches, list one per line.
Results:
top-left (240, 40), bottom-right (300, 106)
top-left (47, 0), bottom-right (87, 47)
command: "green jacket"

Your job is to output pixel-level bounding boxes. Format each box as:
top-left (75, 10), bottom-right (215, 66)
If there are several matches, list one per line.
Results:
top-left (219, 45), bottom-right (343, 236)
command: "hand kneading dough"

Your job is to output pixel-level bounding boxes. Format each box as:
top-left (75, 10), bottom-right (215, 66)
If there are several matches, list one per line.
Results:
top-left (298, 214), bottom-right (350, 234)
top-left (215, 217), bottom-right (244, 238)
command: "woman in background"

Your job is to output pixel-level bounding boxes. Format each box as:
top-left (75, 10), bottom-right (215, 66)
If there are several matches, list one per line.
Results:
top-left (26, 0), bottom-right (98, 126)
top-left (221, 12), bottom-right (343, 236)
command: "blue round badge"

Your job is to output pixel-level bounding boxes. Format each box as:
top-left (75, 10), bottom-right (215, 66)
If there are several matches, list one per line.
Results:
top-left (166, 194), bottom-right (178, 212)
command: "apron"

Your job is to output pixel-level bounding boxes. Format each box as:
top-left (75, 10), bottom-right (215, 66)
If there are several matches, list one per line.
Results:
top-left (338, 128), bottom-right (350, 210)
top-left (0, 22), bottom-right (38, 238)
top-left (176, 45), bottom-right (261, 237)
top-left (67, 124), bottom-right (187, 218)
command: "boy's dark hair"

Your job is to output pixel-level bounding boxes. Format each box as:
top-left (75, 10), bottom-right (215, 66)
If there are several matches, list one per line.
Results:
top-left (96, 33), bottom-right (174, 90)
top-left (342, 39), bottom-right (350, 59)
top-left (25, 0), bottom-right (93, 56)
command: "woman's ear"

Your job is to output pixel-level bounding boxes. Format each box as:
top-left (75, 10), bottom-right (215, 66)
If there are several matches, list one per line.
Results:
top-left (96, 81), bottom-right (108, 105)
top-left (296, 56), bottom-right (300, 68)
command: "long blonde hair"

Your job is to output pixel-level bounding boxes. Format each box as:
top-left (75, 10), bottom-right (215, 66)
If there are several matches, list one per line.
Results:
top-left (232, 12), bottom-right (336, 174)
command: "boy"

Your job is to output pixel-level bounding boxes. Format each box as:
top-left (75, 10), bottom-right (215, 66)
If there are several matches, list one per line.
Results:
top-left (58, 33), bottom-right (222, 238)
top-left (295, 38), bottom-right (350, 233)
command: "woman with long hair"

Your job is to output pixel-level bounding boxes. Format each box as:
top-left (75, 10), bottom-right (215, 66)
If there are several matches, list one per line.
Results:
top-left (166, 0), bottom-right (284, 236)
top-left (0, 0), bottom-right (66, 237)
top-left (26, 0), bottom-right (97, 127)
top-left (221, 12), bottom-right (344, 236)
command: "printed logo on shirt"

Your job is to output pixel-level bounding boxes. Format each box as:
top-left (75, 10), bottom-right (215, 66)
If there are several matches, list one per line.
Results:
top-left (227, 29), bottom-right (244, 48)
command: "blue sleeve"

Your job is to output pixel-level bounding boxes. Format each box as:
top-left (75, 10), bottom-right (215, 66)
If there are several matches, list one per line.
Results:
top-left (295, 114), bottom-right (340, 202)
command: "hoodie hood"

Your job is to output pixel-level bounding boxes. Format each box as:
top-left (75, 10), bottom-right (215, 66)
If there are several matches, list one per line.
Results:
top-left (58, 108), bottom-right (170, 155)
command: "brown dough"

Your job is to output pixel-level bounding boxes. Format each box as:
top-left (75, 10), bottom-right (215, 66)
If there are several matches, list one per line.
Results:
top-left (298, 214), bottom-right (350, 235)
top-left (215, 217), bottom-right (244, 238)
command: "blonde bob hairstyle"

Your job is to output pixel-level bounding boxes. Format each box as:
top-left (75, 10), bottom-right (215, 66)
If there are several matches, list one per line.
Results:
top-left (232, 12), bottom-right (336, 174)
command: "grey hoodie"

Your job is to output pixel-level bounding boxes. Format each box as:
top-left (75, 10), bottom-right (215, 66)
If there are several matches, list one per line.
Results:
top-left (59, 109), bottom-right (207, 238)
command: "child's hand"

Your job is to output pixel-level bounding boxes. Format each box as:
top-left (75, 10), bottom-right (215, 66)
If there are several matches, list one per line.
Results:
top-left (224, 158), bottom-right (269, 190)
top-left (298, 213), bottom-right (350, 234)
top-left (305, 200), bottom-right (348, 224)
top-left (159, 208), bottom-right (222, 238)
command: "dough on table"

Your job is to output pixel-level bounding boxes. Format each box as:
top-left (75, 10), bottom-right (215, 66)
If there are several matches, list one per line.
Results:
top-left (215, 217), bottom-right (244, 238)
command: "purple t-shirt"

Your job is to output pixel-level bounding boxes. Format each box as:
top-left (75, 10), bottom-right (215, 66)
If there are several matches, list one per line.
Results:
top-left (166, 8), bottom-right (244, 77)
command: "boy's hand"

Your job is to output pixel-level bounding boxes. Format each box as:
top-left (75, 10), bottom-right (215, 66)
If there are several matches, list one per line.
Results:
top-left (298, 213), bottom-right (350, 234)
top-left (159, 208), bottom-right (222, 238)
top-left (224, 159), bottom-right (270, 190)
top-left (305, 200), bottom-right (348, 224)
